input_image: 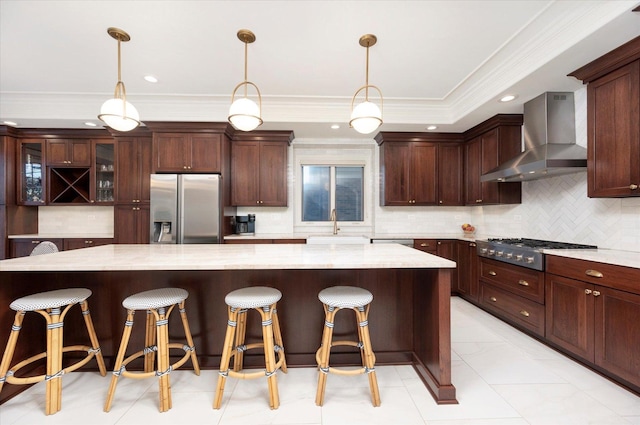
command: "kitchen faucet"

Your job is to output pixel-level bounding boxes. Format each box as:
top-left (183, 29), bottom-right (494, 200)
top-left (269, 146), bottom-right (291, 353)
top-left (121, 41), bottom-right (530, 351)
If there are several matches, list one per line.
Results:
top-left (330, 209), bottom-right (339, 235)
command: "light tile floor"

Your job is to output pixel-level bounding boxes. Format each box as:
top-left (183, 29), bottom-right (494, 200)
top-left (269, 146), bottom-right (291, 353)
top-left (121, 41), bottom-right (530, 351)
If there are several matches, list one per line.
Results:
top-left (1, 297), bottom-right (639, 424)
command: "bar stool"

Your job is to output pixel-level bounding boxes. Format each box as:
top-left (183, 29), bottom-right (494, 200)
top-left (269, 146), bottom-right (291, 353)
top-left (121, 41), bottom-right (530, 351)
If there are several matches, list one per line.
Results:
top-left (213, 286), bottom-right (287, 410)
top-left (315, 285), bottom-right (380, 407)
top-left (104, 287), bottom-right (200, 413)
top-left (0, 288), bottom-right (106, 415)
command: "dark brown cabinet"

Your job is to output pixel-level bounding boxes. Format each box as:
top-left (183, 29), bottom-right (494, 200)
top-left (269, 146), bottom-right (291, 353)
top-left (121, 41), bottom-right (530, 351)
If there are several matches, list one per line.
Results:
top-left (569, 36), bottom-right (640, 198)
top-left (46, 139), bottom-right (91, 166)
top-left (152, 133), bottom-right (221, 173)
top-left (413, 239), bottom-right (437, 253)
top-left (376, 133), bottom-right (464, 206)
top-left (436, 240), bottom-right (458, 295)
top-left (463, 115), bottom-right (522, 205)
top-left (114, 204), bottom-right (150, 244)
top-left (63, 238), bottom-right (114, 250)
top-left (17, 139), bottom-right (46, 205)
top-left (115, 136), bottom-right (151, 204)
top-left (546, 255), bottom-right (640, 390)
top-left (10, 238), bottom-right (64, 258)
top-left (231, 139), bottom-right (289, 206)
top-left (456, 240), bottom-right (478, 302)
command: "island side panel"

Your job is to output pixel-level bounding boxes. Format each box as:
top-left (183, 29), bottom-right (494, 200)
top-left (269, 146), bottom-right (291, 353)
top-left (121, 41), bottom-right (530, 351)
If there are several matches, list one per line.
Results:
top-left (413, 268), bottom-right (457, 404)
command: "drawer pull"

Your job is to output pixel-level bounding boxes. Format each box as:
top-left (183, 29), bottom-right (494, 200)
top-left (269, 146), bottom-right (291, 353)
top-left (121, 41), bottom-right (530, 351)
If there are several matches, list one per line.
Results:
top-left (518, 279), bottom-right (529, 286)
top-left (586, 269), bottom-right (603, 278)
top-left (593, 290), bottom-right (601, 297)
top-left (585, 289), bottom-right (593, 295)
top-left (520, 310), bottom-right (530, 317)
top-left (489, 271), bottom-right (497, 276)
top-left (630, 184), bottom-right (638, 190)
top-left (470, 243), bottom-right (476, 247)
top-left (31, 240), bottom-right (40, 244)
top-left (420, 243), bottom-right (429, 247)
top-left (490, 296), bottom-right (497, 302)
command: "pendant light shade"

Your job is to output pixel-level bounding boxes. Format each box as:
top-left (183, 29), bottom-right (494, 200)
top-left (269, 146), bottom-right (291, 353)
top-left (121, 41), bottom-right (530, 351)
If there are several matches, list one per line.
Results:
top-left (228, 29), bottom-right (263, 132)
top-left (350, 34), bottom-right (383, 135)
top-left (98, 27), bottom-right (140, 132)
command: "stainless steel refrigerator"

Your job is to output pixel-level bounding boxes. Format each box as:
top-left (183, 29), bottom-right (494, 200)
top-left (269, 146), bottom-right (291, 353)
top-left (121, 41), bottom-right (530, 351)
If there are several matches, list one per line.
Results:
top-left (150, 174), bottom-right (222, 244)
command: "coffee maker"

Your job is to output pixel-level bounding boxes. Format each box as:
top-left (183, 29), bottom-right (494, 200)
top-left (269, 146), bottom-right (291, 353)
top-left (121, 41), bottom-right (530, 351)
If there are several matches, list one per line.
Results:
top-left (234, 214), bottom-right (255, 235)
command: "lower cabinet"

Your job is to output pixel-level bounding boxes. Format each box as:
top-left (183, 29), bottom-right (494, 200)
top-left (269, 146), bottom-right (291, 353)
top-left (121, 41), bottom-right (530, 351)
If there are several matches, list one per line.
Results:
top-left (414, 239), bottom-right (457, 294)
top-left (546, 255), bottom-right (640, 389)
top-left (456, 240), bottom-right (478, 302)
top-left (64, 238), bottom-right (114, 250)
top-left (10, 238), bottom-right (64, 258)
top-left (225, 238), bottom-right (307, 244)
top-left (114, 204), bottom-right (150, 244)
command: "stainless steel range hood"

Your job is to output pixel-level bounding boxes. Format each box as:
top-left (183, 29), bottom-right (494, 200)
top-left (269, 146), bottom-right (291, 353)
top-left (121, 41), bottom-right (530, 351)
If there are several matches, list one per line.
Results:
top-left (480, 92), bottom-right (587, 182)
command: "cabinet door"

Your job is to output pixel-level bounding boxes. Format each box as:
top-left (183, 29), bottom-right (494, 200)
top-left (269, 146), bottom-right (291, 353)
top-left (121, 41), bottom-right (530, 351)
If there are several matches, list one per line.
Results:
top-left (189, 134), bottom-right (221, 172)
top-left (411, 143), bottom-right (437, 205)
top-left (231, 141), bottom-right (260, 205)
top-left (46, 139), bottom-right (90, 166)
top-left (116, 137), bottom-right (151, 203)
top-left (545, 273), bottom-right (594, 362)
top-left (10, 238), bottom-right (64, 258)
top-left (17, 139), bottom-right (46, 205)
top-left (457, 240), bottom-right (478, 301)
top-left (436, 240), bottom-right (457, 294)
top-left (153, 134), bottom-right (188, 171)
top-left (588, 61), bottom-right (640, 197)
top-left (594, 287), bottom-right (640, 388)
top-left (115, 204), bottom-right (149, 244)
top-left (380, 143), bottom-right (411, 205)
top-left (438, 144), bottom-right (463, 205)
top-left (480, 129), bottom-right (500, 204)
top-left (93, 141), bottom-right (114, 204)
top-left (258, 142), bottom-right (287, 206)
top-left (464, 137), bottom-right (482, 205)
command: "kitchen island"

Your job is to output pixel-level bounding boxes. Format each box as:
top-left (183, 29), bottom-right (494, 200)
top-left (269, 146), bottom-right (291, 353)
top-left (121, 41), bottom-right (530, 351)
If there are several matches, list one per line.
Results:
top-left (0, 243), bottom-right (457, 404)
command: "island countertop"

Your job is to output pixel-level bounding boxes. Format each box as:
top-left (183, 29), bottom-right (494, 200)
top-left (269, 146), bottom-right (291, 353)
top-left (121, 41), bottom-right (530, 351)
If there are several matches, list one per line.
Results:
top-left (0, 243), bottom-right (456, 272)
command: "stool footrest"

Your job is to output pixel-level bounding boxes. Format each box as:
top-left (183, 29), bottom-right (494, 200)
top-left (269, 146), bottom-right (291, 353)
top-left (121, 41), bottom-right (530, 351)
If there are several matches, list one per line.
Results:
top-left (225, 355), bottom-right (286, 380)
top-left (117, 342), bottom-right (198, 380)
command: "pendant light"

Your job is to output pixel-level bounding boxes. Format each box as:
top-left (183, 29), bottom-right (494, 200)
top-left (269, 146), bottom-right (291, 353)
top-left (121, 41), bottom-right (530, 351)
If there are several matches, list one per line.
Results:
top-left (228, 29), bottom-right (263, 132)
top-left (98, 27), bottom-right (140, 132)
top-left (350, 34), bottom-right (383, 134)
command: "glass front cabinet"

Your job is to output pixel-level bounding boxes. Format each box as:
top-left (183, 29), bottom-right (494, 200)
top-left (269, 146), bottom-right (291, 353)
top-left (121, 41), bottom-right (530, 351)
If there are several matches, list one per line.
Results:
top-left (18, 139), bottom-right (46, 205)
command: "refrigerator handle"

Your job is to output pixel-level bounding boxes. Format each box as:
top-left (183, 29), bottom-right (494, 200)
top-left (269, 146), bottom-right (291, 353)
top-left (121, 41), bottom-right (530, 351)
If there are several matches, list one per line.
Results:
top-left (177, 176), bottom-right (184, 244)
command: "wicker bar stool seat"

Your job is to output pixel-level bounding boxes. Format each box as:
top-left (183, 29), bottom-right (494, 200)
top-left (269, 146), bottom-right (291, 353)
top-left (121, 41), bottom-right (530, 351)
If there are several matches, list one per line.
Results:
top-left (315, 285), bottom-right (380, 407)
top-left (213, 286), bottom-right (287, 410)
top-left (104, 287), bottom-right (200, 413)
top-left (0, 288), bottom-right (106, 415)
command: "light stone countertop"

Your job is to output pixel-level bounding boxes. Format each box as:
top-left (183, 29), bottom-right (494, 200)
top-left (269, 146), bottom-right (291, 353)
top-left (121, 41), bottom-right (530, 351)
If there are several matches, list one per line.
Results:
top-left (542, 248), bottom-right (640, 270)
top-left (0, 243), bottom-right (456, 272)
top-left (8, 234), bottom-right (114, 239)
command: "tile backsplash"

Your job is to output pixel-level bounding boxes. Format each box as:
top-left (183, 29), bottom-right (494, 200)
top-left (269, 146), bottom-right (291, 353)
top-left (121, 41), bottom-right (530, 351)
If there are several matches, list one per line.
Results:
top-left (38, 206), bottom-right (114, 235)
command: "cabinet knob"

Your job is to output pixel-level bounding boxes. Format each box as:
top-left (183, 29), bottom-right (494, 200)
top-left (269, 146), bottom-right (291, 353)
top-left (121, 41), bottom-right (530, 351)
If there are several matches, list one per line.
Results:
top-left (593, 290), bottom-right (601, 297)
top-left (489, 270), bottom-right (497, 276)
top-left (85, 240), bottom-right (93, 244)
top-left (630, 184), bottom-right (638, 190)
top-left (439, 200), bottom-right (443, 204)
top-left (183, 166), bottom-right (187, 169)
top-left (490, 296), bottom-right (497, 302)
top-left (476, 199), bottom-right (482, 203)
top-left (437, 241), bottom-right (441, 245)
top-left (520, 310), bottom-right (530, 317)
top-left (585, 289), bottom-right (592, 295)
top-left (518, 279), bottom-right (529, 286)
top-left (585, 269), bottom-right (603, 278)
top-left (469, 243), bottom-right (476, 247)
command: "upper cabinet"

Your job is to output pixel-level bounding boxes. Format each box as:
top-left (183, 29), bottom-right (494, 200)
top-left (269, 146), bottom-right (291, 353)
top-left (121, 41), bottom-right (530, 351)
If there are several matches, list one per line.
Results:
top-left (17, 138), bottom-right (46, 205)
top-left (375, 132), bottom-right (464, 206)
top-left (46, 139), bottom-right (91, 166)
top-left (231, 131), bottom-right (293, 207)
top-left (569, 36), bottom-right (640, 198)
top-left (463, 115), bottom-right (523, 205)
top-left (114, 135), bottom-right (151, 204)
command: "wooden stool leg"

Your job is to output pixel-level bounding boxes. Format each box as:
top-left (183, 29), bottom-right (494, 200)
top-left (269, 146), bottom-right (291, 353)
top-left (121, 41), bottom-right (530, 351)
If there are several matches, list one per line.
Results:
top-left (0, 311), bottom-right (25, 395)
top-left (155, 307), bottom-right (172, 413)
top-left (80, 300), bottom-right (106, 376)
top-left (213, 306), bottom-right (238, 409)
top-left (315, 305), bottom-right (337, 406)
top-left (356, 305), bottom-right (380, 407)
top-left (260, 304), bottom-right (279, 409)
top-left (104, 310), bottom-right (135, 412)
top-left (234, 309), bottom-right (247, 372)
top-left (178, 301), bottom-right (200, 375)
top-left (272, 306), bottom-right (287, 373)
top-left (144, 310), bottom-right (156, 373)
top-left (44, 307), bottom-right (64, 415)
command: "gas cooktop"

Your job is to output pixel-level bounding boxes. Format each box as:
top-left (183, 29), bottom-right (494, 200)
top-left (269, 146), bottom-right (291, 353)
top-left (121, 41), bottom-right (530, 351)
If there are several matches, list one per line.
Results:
top-left (476, 238), bottom-right (597, 270)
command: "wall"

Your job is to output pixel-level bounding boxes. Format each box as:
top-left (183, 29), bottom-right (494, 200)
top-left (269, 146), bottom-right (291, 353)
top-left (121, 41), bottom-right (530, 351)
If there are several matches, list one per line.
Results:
top-left (38, 205), bottom-right (113, 235)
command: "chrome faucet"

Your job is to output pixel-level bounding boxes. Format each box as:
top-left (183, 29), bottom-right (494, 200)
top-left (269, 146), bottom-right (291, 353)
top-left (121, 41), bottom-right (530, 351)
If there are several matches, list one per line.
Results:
top-left (330, 209), bottom-right (339, 235)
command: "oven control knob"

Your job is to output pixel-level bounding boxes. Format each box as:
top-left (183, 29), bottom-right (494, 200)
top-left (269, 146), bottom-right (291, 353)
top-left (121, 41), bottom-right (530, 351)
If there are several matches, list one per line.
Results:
top-left (496, 251), bottom-right (504, 257)
top-left (488, 249), bottom-right (495, 256)
top-left (525, 256), bottom-right (534, 264)
top-left (515, 254), bottom-right (523, 261)
top-left (505, 252), bottom-right (513, 259)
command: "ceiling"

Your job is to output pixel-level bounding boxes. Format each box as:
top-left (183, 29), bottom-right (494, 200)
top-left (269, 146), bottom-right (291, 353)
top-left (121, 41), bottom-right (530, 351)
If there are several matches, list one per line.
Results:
top-left (1, 1), bottom-right (639, 139)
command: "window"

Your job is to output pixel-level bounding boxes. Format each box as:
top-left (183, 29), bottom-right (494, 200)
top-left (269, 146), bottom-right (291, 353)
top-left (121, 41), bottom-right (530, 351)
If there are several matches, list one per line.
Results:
top-left (302, 165), bottom-right (364, 222)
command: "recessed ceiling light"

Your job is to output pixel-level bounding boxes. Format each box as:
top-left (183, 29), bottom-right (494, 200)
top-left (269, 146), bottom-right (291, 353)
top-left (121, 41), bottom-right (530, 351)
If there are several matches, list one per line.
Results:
top-left (500, 94), bottom-right (517, 102)
top-left (331, 124), bottom-right (340, 129)
top-left (426, 125), bottom-right (437, 130)
top-left (84, 122), bottom-right (97, 127)
top-left (144, 75), bottom-right (158, 83)
top-left (3, 121), bottom-right (18, 126)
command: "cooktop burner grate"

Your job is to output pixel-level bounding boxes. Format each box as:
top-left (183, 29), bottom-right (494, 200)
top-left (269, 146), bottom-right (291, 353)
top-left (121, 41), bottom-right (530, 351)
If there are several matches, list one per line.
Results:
top-left (487, 238), bottom-right (597, 250)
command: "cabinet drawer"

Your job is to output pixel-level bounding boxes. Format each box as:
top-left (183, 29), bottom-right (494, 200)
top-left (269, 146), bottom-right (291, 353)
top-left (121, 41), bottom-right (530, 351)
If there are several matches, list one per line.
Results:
top-left (480, 257), bottom-right (544, 303)
top-left (546, 255), bottom-right (640, 295)
top-left (480, 282), bottom-right (545, 337)
top-left (413, 239), bottom-right (436, 253)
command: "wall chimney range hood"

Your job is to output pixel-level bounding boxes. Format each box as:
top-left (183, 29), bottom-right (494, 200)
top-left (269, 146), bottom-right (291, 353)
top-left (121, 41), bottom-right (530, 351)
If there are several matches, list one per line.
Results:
top-left (480, 92), bottom-right (587, 182)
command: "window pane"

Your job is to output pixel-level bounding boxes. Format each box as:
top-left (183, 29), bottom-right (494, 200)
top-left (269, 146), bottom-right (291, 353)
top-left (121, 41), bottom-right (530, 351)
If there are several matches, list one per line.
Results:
top-left (336, 167), bottom-right (363, 221)
top-left (302, 166), bottom-right (330, 221)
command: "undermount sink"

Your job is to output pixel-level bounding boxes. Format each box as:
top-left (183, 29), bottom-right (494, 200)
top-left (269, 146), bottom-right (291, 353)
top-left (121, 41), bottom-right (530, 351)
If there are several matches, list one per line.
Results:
top-left (306, 235), bottom-right (371, 245)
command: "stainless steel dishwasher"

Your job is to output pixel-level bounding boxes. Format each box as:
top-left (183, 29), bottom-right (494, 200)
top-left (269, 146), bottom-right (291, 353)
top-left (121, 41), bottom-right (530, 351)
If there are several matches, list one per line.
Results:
top-left (371, 239), bottom-right (414, 247)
